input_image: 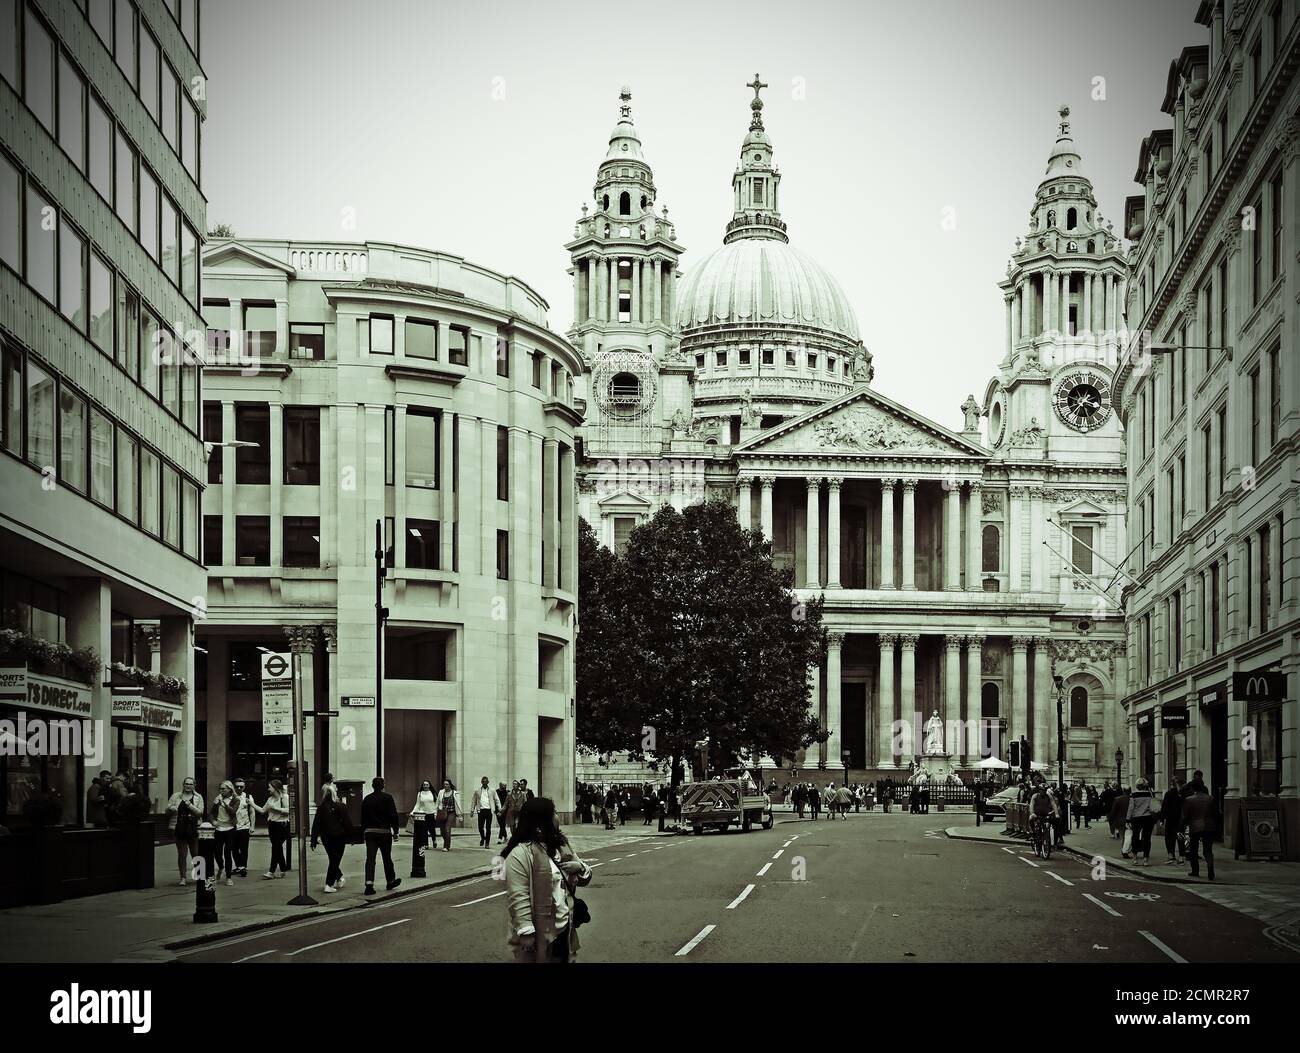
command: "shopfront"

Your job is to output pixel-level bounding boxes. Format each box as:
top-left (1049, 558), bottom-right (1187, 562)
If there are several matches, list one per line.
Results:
top-left (0, 666), bottom-right (93, 827)
top-left (1161, 704), bottom-right (1189, 786)
top-left (1136, 709), bottom-right (1155, 785)
top-left (1198, 685), bottom-right (1229, 834)
top-left (111, 690), bottom-right (183, 815)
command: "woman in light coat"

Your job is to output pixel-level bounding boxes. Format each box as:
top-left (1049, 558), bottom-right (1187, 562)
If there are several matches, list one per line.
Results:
top-left (1125, 778), bottom-right (1158, 866)
top-left (434, 779), bottom-right (462, 851)
top-left (409, 779), bottom-right (438, 855)
top-left (503, 797), bottom-right (591, 963)
top-left (165, 777), bottom-right (204, 885)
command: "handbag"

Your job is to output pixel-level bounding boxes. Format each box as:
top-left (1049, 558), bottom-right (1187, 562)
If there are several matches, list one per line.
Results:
top-left (1121, 826), bottom-right (1133, 854)
top-left (175, 801), bottom-right (197, 840)
top-left (573, 895), bottom-right (591, 929)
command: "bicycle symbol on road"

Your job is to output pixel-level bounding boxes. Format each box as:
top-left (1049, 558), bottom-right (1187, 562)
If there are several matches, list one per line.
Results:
top-left (1103, 891), bottom-right (1161, 902)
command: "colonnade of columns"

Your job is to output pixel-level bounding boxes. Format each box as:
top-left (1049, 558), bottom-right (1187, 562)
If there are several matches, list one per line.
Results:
top-left (1008, 269), bottom-right (1121, 344)
top-left (814, 631), bottom-right (1056, 771)
top-left (737, 474), bottom-right (985, 592)
top-left (574, 254), bottom-right (674, 325)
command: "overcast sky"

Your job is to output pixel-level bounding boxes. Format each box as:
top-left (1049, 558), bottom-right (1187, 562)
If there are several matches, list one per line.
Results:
top-left (201, 0), bottom-right (1201, 427)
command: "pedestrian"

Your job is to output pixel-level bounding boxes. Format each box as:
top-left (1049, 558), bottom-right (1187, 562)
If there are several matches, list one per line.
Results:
top-left (360, 776), bottom-right (402, 895)
top-left (231, 777), bottom-right (255, 878)
top-left (256, 780), bottom-right (291, 879)
top-left (1160, 777), bottom-right (1184, 866)
top-left (920, 779), bottom-right (930, 815)
top-left (1182, 769), bottom-right (1209, 798)
top-left (86, 771), bottom-right (109, 828)
top-left (1109, 784), bottom-right (1130, 840)
top-left (503, 797), bottom-right (592, 963)
top-left (792, 783), bottom-right (806, 819)
top-left (603, 786), bottom-right (617, 829)
top-left (1183, 783), bottom-right (1216, 880)
top-left (211, 780), bottom-right (239, 885)
top-left (166, 777), bottom-right (204, 886)
top-left (809, 784), bottom-right (821, 820)
top-left (496, 781), bottom-right (511, 842)
top-left (408, 779), bottom-right (438, 856)
top-left (310, 782), bottom-right (352, 893)
top-left (1071, 782), bottom-right (1085, 829)
top-left (520, 779), bottom-right (535, 801)
top-left (1126, 778), bottom-right (1157, 866)
top-left (466, 776), bottom-right (496, 849)
top-left (435, 778), bottom-right (462, 851)
top-left (825, 782), bottom-right (837, 820)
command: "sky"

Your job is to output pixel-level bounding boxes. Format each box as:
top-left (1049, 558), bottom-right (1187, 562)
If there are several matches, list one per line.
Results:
top-left (201, 0), bottom-right (1202, 427)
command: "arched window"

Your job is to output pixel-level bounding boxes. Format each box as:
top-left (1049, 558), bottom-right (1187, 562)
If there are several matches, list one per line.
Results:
top-left (619, 191), bottom-right (631, 216)
top-left (609, 371), bottom-right (641, 400)
top-left (601, 194), bottom-right (609, 211)
top-left (1070, 686), bottom-right (1089, 727)
top-left (1066, 207), bottom-right (1078, 230)
top-left (981, 524), bottom-right (1000, 572)
top-left (640, 195), bottom-right (648, 209)
top-left (981, 682), bottom-right (1000, 719)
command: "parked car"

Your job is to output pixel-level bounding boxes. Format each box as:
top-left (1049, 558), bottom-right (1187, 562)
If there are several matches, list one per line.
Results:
top-left (980, 786), bottom-right (1021, 822)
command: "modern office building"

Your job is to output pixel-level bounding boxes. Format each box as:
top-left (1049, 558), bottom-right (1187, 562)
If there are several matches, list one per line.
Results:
top-left (197, 238), bottom-right (581, 813)
top-left (0, 0), bottom-right (206, 824)
top-left (1115, 0), bottom-right (1298, 855)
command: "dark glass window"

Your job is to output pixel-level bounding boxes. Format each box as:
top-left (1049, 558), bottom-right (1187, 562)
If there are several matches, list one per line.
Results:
top-left (385, 627), bottom-right (449, 681)
top-left (203, 515), bottom-right (222, 567)
top-left (114, 128), bottom-right (136, 233)
top-left (89, 92), bottom-right (112, 202)
top-left (234, 516), bottom-right (270, 566)
top-left (234, 403), bottom-right (270, 483)
top-left (203, 401), bottom-right (222, 483)
top-left (405, 318), bottom-right (436, 360)
top-left (288, 323), bottom-right (324, 360)
top-left (89, 250), bottom-right (113, 352)
top-left (140, 446), bottom-right (160, 537)
top-left (116, 429), bottom-right (137, 523)
top-left (496, 529), bottom-right (509, 581)
top-left (531, 353), bottom-right (543, 388)
top-left (405, 409), bottom-right (439, 488)
top-left (495, 333), bottom-right (509, 377)
top-left (2, 345), bottom-right (22, 455)
top-left (448, 326), bottom-right (468, 366)
top-left (283, 406), bottom-right (320, 485)
top-left (25, 358), bottom-right (55, 471)
top-left (0, 151), bottom-right (18, 272)
top-left (405, 519), bottom-right (440, 569)
top-left (57, 52), bottom-right (86, 170)
top-left (497, 425), bottom-right (509, 501)
top-left (58, 223), bottom-right (87, 331)
top-left (1070, 686), bottom-right (1088, 728)
top-left (282, 517), bottom-right (320, 568)
top-left (981, 524), bottom-right (1000, 573)
top-left (24, 7), bottom-right (55, 133)
top-left (25, 185), bottom-right (56, 303)
top-left (0, 0), bottom-right (16, 88)
top-left (58, 387), bottom-right (87, 493)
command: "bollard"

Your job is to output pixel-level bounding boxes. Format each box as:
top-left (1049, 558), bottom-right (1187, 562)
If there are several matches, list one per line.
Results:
top-left (410, 816), bottom-right (427, 878)
top-left (194, 821), bottom-right (218, 924)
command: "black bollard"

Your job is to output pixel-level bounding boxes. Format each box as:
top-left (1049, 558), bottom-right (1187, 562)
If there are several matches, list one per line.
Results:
top-left (410, 818), bottom-right (427, 878)
top-left (194, 822), bottom-right (218, 923)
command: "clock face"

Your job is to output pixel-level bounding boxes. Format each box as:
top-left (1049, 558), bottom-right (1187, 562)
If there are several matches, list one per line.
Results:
top-left (1053, 370), bottom-right (1112, 432)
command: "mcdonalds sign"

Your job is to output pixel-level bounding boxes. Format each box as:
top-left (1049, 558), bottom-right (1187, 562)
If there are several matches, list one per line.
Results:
top-left (1232, 671), bottom-right (1287, 703)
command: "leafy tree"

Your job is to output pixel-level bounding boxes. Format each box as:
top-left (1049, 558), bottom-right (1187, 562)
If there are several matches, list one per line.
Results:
top-left (208, 223), bottom-right (236, 238)
top-left (575, 499), bottom-right (825, 784)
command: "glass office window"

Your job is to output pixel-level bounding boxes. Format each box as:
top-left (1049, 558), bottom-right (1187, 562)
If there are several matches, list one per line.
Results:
top-left (140, 447), bottom-right (160, 537)
top-left (282, 517), bottom-right (320, 568)
top-left (138, 164), bottom-right (158, 260)
top-left (182, 96), bottom-right (198, 179)
top-left (161, 62), bottom-right (178, 151)
top-left (59, 223), bottom-right (87, 331)
top-left (89, 93), bottom-right (112, 202)
top-left (0, 0), bottom-right (16, 88)
top-left (181, 224), bottom-right (198, 305)
top-left (116, 429), bottom-right (138, 523)
top-left (1, 346), bottom-right (20, 454)
top-left (24, 7), bottom-right (55, 133)
top-left (117, 283), bottom-right (139, 379)
top-left (139, 23), bottom-right (159, 121)
top-left (88, 0), bottom-right (113, 48)
top-left (234, 403), bottom-right (270, 483)
top-left (0, 152), bottom-right (19, 272)
top-left (162, 462), bottom-right (180, 548)
top-left (160, 195), bottom-right (178, 284)
top-left (288, 323), bottom-right (324, 360)
top-left (369, 315), bottom-right (394, 355)
top-left (114, 0), bottom-right (137, 87)
top-left (283, 406), bottom-right (320, 485)
top-left (114, 129), bottom-right (136, 233)
top-left (181, 344), bottom-right (198, 431)
top-left (234, 516), bottom-right (270, 566)
top-left (25, 185), bottom-right (56, 303)
top-left (26, 360), bottom-right (55, 471)
top-left (89, 406), bottom-right (113, 507)
top-left (58, 388), bottom-right (87, 493)
top-left (140, 309), bottom-right (159, 398)
top-left (406, 318), bottom-right (436, 360)
top-left (182, 480), bottom-right (199, 558)
top-left (89, 251), bottom-right (113, 353)
top-left (58, 52), bottom-right (86, 171)
top-left (405, 410), bottom-right (439, 488)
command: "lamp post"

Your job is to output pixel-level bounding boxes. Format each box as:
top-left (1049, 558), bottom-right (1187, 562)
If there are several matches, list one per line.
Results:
top-left (841, 748), bottom-right (851, 792)
top-left (1115, 748), bottom-right (1123, 791)
top-left (1053, 674), bottom-right (1065, 790)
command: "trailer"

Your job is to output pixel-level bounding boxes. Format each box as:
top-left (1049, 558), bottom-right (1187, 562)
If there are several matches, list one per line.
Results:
top-left (679, 775), bottom-right (774, 834)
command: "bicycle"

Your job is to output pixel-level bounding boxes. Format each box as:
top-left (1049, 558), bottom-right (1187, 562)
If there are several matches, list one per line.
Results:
top-left (1029, 815), bottom-right (1053, 859)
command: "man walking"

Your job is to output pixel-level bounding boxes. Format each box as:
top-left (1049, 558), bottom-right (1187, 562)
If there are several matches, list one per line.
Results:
top-left (495, 781), bottom-right (510, 843)
top-left (470, 776), bottom-right (497, 849)
top-left (1161, 776), bottom-right (1184, 865)
top-left (1183, 783), bottom-right (1216, 881)
top-left (232, 778), bottom-right (255, 877)
top-left (361, 776), bottom-right (402, 896)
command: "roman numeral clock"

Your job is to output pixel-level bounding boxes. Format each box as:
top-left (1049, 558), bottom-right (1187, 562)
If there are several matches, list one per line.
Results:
top-left (1053, 370), bottom-right (1113, 433)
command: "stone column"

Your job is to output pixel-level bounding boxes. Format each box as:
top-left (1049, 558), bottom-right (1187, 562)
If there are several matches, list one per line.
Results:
top-left (900, 479), bottom-right (917, 590)
top-left (1043, 269), bottom-right (1055, 335)
top-left (826, 477), bottom-right (842, 588)
top-left (630, 256), bottom-right (641, 323)
top-left (965, 635), bottom-right (984, 760)
top-left (323, 623), bottom-right (338, 785)
top-left (1011, 636), bottom-right (1030, 755)
top-left (652, 259), bottom-right (662, 322)
top-left (1061, 272), bottom-right (1071, 332)
top-left (1019, 278), bottom-right (1031, 339)
top-left (879, 478), bottom-right (896, 588)
top-left (442, 411), bottom-right (457, 571)
top-left (275, 298), bottom-right (288, 356)
top-left (759, 476), bottom-right (774, 540)
top-left (826, 632), bottom-right (844, 768)
top-left (542, 438), bottom-right (559, 588)
top-left (608, 258), bottom-right (617, 320)
top-left (67, 578), bottom-right (111, 815)
top-left (285, 624), bottom-right (319, 803)
top-left (1029, 486), bottom-right (1045, 592)
top-left (586, 257), bottom-right (596, 322)
top-left (966, 481), bottom-right (982, 591)
top-left (666, 263), bottom-right (676, 322)
top-left (944, 635), bottom-right (961, 759)
top-left (899, 634), bottom-right (919, 762)
top-left (160, 616), bottom-right (194, 798)
top-left (1083, 272), bottom-right (1093, 333)
top-left (269, 403), bottom-right (284, 565)
top-left (878, 634), bottom-right (897, 767)
top-left (572, 264), bottom-right (581, 324)
top-left (1008, 486), bottom-right (1025, 592)
top-left (944, 482), bottom-right (961, 590)
top-left (737, 476), bottom-right (753, 531)
top-left (1004, 295), bottom-right (1014, 360)
top-left (139, 622), bottom-right (162, 674)
top-left (1033, 636), bottom-right (1053, 774)
top-left (810, 661), bottom-right (824, 768)
top-left (805, 477), bottom-right (821, 589)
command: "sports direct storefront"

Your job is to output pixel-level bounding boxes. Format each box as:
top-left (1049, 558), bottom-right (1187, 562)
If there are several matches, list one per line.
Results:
top-left (111, 690), bottom-right (184, 815)
top-left (0, 667), bottom-right (95, 827)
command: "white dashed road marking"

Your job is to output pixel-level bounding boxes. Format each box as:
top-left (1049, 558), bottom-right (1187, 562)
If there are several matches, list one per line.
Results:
top-left (726, 884), bottom-right (756, 910)
top-left (1019, 856), bottom-right (1040, 868)
top-left (453, 890), bottom-right (506, 907)
top-left (285, 918), bottom-right (411, 957)
top-left (1083, 893), bottom-right (1122, 917)
top-left (1139, 930), bottom-right (1187, 963)
top-left (675, 925), bottom-right (715, 956)
top-left (1046, 871), bottom-right (1074, 886)
top-left (756, 862), bottom-right (772, 877)
top-left (772, 850), bottom-right (784, 860)
top-left (233, 949), bottom-right (277, 963)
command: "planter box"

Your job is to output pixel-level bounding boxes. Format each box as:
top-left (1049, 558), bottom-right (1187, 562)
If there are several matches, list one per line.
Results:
top-left (0, 822), bottom-right (156, 908)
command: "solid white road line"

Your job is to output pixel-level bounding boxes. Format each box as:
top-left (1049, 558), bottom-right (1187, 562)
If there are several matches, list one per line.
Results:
top-left (756, 862), bottom-right (772, 877)
top-left (232, 948), bottom-right (278, 963)
top-left (726, 884), bottom-right (756, 910)
top-left (675, 925), bottom-right (715, 957)
top-left (1019, 856), bottom-right (1040, 868)
top-left (452, 890), bottom-right (506, 907)
top-left (1139, 930), bottom-right (1187, 963)
top-left (1083, 893), bottom-right (1122, 917)
top-left (1046, 871), bottom-right (1074, 886)
top-left (285, 918), bottom-right (411, 957)
top-left (772, 850), bottom-right (784, 860)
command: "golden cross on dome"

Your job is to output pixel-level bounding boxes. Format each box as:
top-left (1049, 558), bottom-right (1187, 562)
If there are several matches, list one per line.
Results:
top-left (1058, 105), bottom-right (1071, 136)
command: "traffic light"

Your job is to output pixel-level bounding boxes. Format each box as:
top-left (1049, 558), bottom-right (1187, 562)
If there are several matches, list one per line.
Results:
top-left (1020, 736), bottom-right (1031, 774)
top-left (1009, 740), bottom-right (1021, 769)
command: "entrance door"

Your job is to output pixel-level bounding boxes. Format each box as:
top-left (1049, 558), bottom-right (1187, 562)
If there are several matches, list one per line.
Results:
top-left (841, 682), bottom-right (867, 768)
top-left (1209, 705), bottom-right (1228, 841)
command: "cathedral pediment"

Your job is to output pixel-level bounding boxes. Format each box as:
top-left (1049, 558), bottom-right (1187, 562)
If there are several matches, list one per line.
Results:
top-left (735, 389), bottom-right (987, 459)
top-left (203, 241), bottom-right (296, 275)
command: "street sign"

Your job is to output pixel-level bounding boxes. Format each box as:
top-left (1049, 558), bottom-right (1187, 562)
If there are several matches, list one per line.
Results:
top-left (342, 695), bottom-right (375, 707)
top-left (1160, 706), bottom-right (1189, 729)
top-left (1232, 671), bottom-right (1287, 703)
top-left (261, 651), bottom-right (293, 735)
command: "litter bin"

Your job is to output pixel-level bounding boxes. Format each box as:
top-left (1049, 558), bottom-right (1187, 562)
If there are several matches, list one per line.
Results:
top-left (336, 780), bottom-right (365, 844)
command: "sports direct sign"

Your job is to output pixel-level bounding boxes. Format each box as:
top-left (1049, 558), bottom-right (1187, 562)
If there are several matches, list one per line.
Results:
top-left (0, 667), bottom-right (92, 717)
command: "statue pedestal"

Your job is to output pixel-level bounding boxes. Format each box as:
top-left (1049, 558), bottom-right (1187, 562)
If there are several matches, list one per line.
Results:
top-left (912, 754), bottom-right (958, 783)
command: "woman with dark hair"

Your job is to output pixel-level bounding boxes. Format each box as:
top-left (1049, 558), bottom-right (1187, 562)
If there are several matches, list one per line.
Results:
top-left (310, 783), bottom-right (353, 893)
top-left (503, 797), bottom-right (592, 963)
top-left (434, 778), bottom-right (462, 851)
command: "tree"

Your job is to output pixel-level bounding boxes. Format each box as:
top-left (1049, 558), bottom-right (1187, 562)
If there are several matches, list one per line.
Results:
top-left (208, 223), bottom-right (236, 238)
top-left (575, 499), bottom-right (825, 784)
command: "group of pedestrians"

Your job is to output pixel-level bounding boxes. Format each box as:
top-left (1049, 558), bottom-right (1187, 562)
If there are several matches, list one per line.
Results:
top-left (1118, 770), bottom-right (1217, 878)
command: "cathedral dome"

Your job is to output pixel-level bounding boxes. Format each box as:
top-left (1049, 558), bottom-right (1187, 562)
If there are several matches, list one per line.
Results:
top-left (676, 237), bottom-right (860, 345)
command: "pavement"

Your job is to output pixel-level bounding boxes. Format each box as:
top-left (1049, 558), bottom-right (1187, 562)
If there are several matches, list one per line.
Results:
top-left (160, 811), bottom-right (1300, 963)
top-left (0, 819), bottom-right (668, 963)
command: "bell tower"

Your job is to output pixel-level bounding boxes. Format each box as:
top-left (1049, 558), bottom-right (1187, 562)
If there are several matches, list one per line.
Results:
top-left (724, 74), bottom-right (788, 245)
top-left (567, 87), bottom-right (688, 461)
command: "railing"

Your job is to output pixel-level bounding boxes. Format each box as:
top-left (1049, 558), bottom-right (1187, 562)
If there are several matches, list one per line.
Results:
top-left (289, 247), bottom-right (368, 275)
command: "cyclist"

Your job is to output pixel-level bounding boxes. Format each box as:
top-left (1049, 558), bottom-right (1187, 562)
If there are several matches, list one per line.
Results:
top-left (1028, 777), bottom-right (1058, 853)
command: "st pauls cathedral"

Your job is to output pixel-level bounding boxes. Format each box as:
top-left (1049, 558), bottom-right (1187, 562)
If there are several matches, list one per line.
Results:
top-left (571, 81), bottom-right (1130, 781)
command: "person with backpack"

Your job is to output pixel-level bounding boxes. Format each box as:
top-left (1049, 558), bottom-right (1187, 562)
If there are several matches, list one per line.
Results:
top-left (166, 777), bottom-right (204, 886)
top-left (310, 782), bottom-right (352, 893)
top-left (1126, 778), bottom-right (1158, 866)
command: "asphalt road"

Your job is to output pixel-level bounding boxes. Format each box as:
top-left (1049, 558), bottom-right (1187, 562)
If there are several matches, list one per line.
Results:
top-left (177, 814), bottom-right (1297, 964)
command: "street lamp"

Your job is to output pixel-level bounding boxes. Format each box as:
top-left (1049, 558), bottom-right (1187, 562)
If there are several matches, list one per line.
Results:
top-left (1115, 748), bottom-right (1123, 790)
top-left (841, 747), bottom-right (851, 791)
top-left (1053, 674), bottom-right (1066, 790)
